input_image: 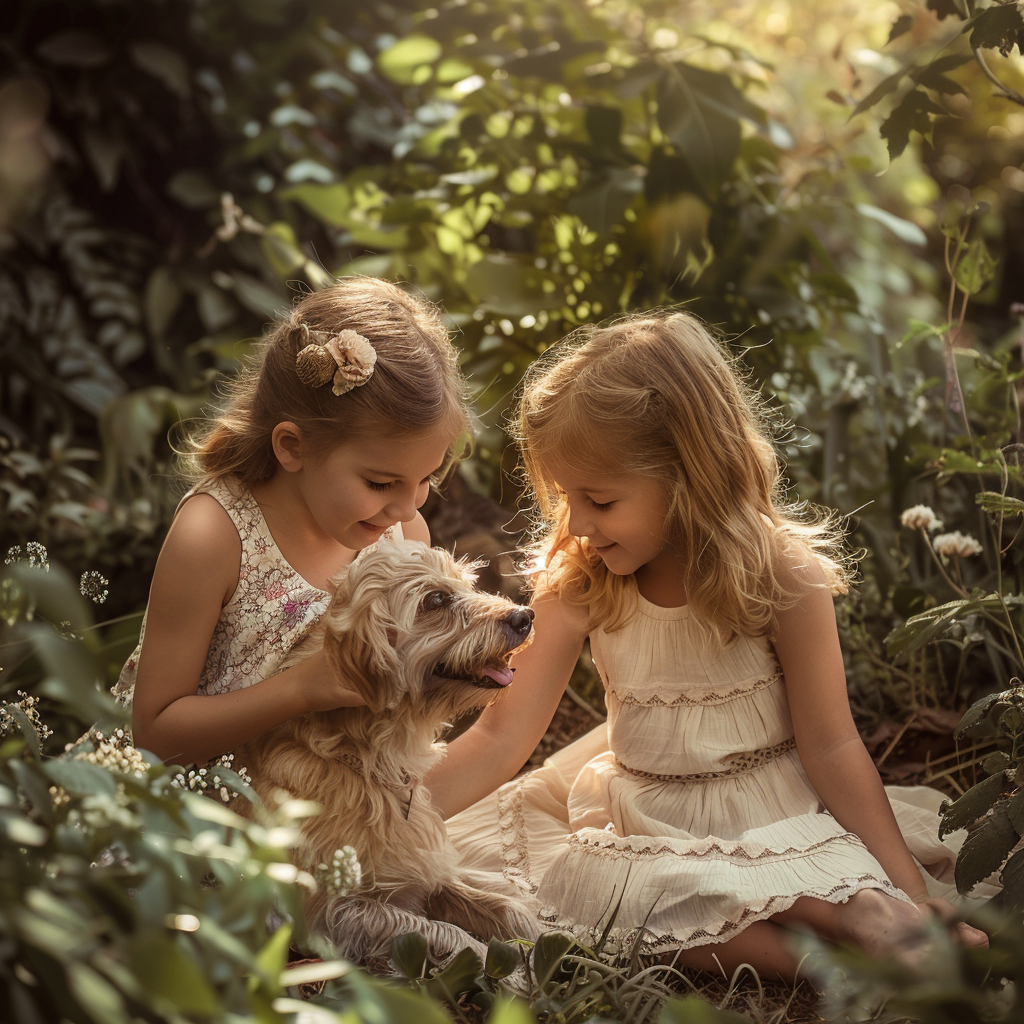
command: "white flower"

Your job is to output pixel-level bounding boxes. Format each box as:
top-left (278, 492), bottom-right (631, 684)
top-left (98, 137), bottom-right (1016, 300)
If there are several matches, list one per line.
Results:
top-left (317, 845), bottom-right (362, 895)
top-left (933, 531), bottom-right (983, 558)
top-left (900, 505), bottom-right (943, 532)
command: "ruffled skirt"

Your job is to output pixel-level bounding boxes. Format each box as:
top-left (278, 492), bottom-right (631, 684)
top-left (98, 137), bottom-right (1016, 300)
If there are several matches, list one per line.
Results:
top-left (447, 726), bottom-right (986, 953)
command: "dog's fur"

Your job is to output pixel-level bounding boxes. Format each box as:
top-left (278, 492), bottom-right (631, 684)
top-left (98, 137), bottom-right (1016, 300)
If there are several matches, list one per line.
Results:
top-left (236, 539), bottom-right (538, 961)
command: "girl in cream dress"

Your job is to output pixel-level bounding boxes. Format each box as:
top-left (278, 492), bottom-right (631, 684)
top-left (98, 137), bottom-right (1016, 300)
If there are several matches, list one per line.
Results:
top-left (435, 313), bottom-right (990, 977)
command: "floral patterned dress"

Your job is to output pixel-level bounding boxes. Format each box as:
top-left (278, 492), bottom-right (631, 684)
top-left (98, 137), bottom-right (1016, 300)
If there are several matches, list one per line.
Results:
top-left (114, 476), bottom-right (401, 705)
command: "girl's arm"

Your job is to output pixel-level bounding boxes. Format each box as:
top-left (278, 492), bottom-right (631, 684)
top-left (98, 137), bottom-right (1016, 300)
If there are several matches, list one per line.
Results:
top-left (426, 590), bottom-right (587, 819)
top-left (131, 495), bottom-right (364, 765)
top-left (774, 568), bottom-right (931, 902)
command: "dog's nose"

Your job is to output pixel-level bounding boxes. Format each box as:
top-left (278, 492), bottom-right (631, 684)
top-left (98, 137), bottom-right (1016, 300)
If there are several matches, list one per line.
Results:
top-left (506, 607), bottom-right (534, 639)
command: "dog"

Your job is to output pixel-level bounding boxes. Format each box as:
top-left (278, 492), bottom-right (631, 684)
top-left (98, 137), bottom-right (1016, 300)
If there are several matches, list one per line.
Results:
top-left (236, 538), bottom-right (538, 962)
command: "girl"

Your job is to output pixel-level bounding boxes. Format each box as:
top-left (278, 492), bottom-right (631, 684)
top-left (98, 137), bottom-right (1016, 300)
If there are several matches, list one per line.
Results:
top-left (433, 312), bottom-right (989, 978)
top-left (115, 277), bottom-right (468, 768)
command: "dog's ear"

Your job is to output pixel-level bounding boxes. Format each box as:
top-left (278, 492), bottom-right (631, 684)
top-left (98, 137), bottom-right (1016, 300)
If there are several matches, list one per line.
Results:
top-left (322, 580), bottom-right (402, 714)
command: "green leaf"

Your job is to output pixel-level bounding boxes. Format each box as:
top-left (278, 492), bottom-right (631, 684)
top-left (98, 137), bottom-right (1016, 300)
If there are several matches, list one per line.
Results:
top-left (345, 968), bottom-right (452, 1024)
top-left (660, 994), bottom-right (751, 1023)
top-left (855, 203), bottom-right (927, 245)
top-left (485, 937), bottom-right (522, 980)
top-left (487, 998), bottom-right (537, 1024)
top-left (36, 30), bottom-right (111, 67)
top-left (144, 267), bottom-right (182, 339)
top-left (656, 65), bottom-right (745, 197)
top-left (129, 41), bottom-right (192, 97)
top-left (166, 169), bottom-right (219, 209)
top-left (970, 5), bottom-right (1024, 57)
top-left (0, 812), bottom-right (48, 847)
top-left (850, 66), bottom-right (912, 118)
top-left (953, 238), bottom-right (997, 296)
top-left (886, 595), bottom-right (1024, 660)
top-left (532, 931), bottom-right (574, 987)
top-left (128, 934), bottom-right (221, 1015)
top-left (281, 183), bottom-right (352, 227)
top-left (1005, 788), bottom-right (1024, 835)
top-left (888, 14), bottom-right (915, 44)
top-left (939, 772), bottom-right (1006, 838)
top-left (425, 946), bottom-right (482, 1001)
top-left (879, 88), bottom-right (946, 160)
top-left (955, 805), bottom-right (1018, 895)
top-left (977, 491), bottom-right (1024, 516)
top-left (261, 222), bottom-right (306, 279)
top-left (984, 751), bottom-right (1012, 774)
top-left (585, 105), bottom-right (623, 150)
top-left (391, 931), bottom-right (429, 979)
top-left (465, 254), bottom-right (559, 316)
top-left (999, 846), bottom-right (1024, 910)
top-left (378, 35), bottom-right (442, 84)
top-left (44, 757), bottom-right (118, 798)
top-left (253, 922), bottom-right (291, 991)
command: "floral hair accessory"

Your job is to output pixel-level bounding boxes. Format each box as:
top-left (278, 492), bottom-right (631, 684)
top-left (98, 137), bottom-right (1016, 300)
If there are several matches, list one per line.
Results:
top-left (295, 324), bottom-right (377, 395)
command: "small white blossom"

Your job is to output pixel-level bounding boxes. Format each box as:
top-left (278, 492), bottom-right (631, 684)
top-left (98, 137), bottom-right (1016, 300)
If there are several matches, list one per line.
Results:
top-left (0, 691), bottom-right (53, 743)
top-left (900, 505), bottom-right (944, 532)
top-left (79, 570), bottom-right (109, 604)
top-left (171, 752), bottom-right (250, 804)
top-left (5, 542), bottom-right (49, 571)
top-left (933, 531), bottom-right (984, 558)
top-left (316, 845), bottom-right (362, 896)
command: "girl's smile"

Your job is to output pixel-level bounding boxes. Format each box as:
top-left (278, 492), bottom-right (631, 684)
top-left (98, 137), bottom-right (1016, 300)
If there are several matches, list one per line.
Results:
top-left (548, 462), bottom-right (684, 603)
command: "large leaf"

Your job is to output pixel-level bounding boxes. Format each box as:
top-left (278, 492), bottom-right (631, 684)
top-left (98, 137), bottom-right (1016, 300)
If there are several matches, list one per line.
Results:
top-left (656, 65), bottom-right (745, 198)
top-left (939, 772), bottom-right (1006, 838)
top-left (955, 804), bottom-right (1018, 895)
top-left (484, 937), bottom-right (522, 980)
top-left (969, 4), bottom-right (1024, 56)
top-left (531, 930), bottom-right (574, 987)
top-left (999, 847), bottom-right (1024, 910)
top-left (879, 88), bottom-right (947, 160)
top-left (886, 595), bottom-right (1024, 660)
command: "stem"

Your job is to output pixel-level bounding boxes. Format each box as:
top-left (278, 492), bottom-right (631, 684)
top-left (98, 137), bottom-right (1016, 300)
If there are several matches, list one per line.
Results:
top-left (922, 530), bottom-right (968, 596)
top-left (971, 47), bottom-right (1024, 108)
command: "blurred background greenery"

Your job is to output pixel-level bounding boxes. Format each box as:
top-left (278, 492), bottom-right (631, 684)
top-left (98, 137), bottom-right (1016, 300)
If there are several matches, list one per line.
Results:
top-left (2, 0), bottom-right (1024, 1020)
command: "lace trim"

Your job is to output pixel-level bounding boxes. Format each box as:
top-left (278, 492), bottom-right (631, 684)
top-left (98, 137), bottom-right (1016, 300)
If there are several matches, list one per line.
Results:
top-left (615, 736), bottom-right (796, 782)
top-left (537, 874), bottom-right (912, 955)
top-left (496, 777), bottom-right (538, 895)
top-left (563, 828), bottom-right (868, 863)
top-left (607, 669), bottom-right (782, 708)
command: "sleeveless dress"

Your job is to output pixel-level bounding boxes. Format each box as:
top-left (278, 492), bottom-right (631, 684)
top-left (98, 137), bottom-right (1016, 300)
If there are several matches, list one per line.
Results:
top-left (447, 592), bottom-right (983, 955)
top-left (114, 476), bottom-right (403, 706)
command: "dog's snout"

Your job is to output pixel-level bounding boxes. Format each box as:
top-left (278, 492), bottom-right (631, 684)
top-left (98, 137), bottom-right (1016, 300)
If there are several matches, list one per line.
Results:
top-left (505, 607), bottom-right (534, 639)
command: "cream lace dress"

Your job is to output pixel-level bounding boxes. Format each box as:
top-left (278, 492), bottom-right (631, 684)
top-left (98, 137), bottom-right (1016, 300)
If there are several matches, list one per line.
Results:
top-left (447, 592), bottom-right (978, 954)
top-left (114, 476), bottom-right (402, 706)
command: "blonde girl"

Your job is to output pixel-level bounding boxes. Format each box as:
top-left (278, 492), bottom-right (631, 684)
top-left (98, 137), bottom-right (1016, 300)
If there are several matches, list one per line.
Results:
top-left (116, 278), bottom-right (467, 767)
top-left (434, 312), bottom-right (988, 978)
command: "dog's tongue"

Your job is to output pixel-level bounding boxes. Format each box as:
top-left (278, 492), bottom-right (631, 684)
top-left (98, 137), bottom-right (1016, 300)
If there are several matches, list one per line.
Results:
top-left (480, 665), bottom-right (514, 687)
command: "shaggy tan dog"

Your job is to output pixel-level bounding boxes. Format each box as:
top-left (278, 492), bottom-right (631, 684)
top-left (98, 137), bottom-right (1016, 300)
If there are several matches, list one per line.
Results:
top-left (237, 539), bottom-right (538, 961)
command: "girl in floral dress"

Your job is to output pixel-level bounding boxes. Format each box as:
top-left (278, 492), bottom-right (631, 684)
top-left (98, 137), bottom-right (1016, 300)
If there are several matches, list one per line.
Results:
top-left (115, 277), bottom-right (468, 768)
top-left (434, 312), bottom-right (989, 978)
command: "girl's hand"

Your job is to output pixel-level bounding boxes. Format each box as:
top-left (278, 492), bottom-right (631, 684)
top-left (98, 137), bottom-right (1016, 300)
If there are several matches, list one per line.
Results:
top-left (298, 647), bottom-right (367, 712)
top-left (919, 896), bottom-right (989, 948)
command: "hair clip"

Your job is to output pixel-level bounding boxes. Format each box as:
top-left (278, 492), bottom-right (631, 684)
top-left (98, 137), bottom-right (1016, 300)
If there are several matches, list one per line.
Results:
top-left (295, 324), bottom-right (377, 395)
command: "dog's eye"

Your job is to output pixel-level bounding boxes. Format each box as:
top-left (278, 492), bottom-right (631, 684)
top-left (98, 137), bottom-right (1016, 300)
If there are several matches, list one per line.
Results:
top-left (421, 590), bottom-right (452, 612)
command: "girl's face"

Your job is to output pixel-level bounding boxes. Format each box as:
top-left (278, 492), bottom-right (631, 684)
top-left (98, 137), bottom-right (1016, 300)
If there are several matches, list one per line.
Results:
top-left (549, 460), bottom-right (678, 588)
top-left (297, 423), bottom-right (452, 551)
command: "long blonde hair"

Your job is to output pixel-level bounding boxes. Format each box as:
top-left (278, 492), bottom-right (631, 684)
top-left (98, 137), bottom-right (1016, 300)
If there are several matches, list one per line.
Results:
top-left (515, 312), bottom-right (851, 644)
top-left (180, 277), bottom-right (468, 488)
